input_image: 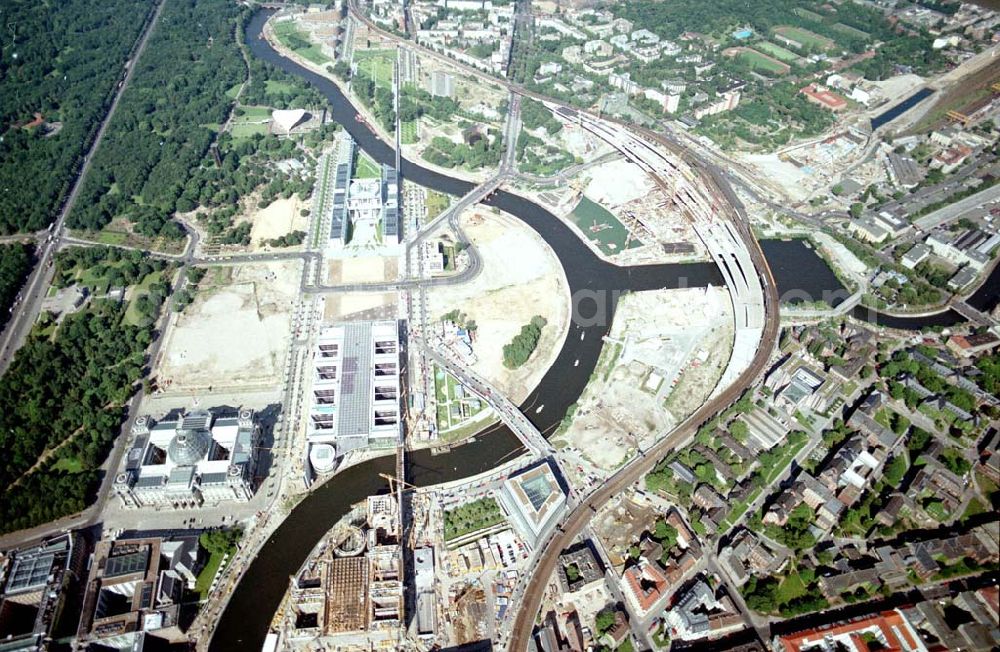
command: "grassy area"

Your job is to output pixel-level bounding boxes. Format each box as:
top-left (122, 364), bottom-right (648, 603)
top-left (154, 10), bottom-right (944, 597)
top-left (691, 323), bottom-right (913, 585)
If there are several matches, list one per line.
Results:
top-left (238, 105), bottom-right (272, 120)
top-left (443, 497), bottom-right (505, 541)
top-left (832, 22), bottom-right (869, 40)
top-left (754, 41), bottom-right (801, 64)
top-left (194, 551), bottom-right (226, 599)
top-left (124, 270), bottom-right (164, 326)
top-left (355, 151), bottom-right (381, 179)
top-left (792, 7), bottom-right (825, 22)
top-left (401, 119), bottom-right (418, 144)
top-left (426, 190), bottom-right (451, 220)
top-left (439, 414), bottom-right (498, 443)
top-left (225, 82), bottom-right (243, 100)
top-left (231, 122), bottom-right (269, 139)
top-left (720, 487), bottom-right (762, 531)
top-left (51, 456), bottom-right (84, 473)
top-left (273, 21), bottom-right (329, 65)
top-left (353, 49), bottom-right (395, 90)
top-left (568, 196), bottom-right (640, 256)
top-left (739, 49), bottom-right (791, 74)
top-left (761, 436), bottom-right (809, 484)
top-left (265, 79), bottom-right (296, 95)
top-left (962, 497), bottom-right (987, 523)
top-left (773, 26), bottom-right (835, 50)
top-left (776, 571), bottom-right (809, 604)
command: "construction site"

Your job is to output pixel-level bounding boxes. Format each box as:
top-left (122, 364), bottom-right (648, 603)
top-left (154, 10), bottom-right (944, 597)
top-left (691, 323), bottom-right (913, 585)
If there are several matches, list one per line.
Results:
top-left (552, 287), bottom-right (733, 475)
top-left (524, 156), bottom-right (707, 266)
top-left (154, 261), bottom-right (302, 394)
top-left (424, 206), bottom-right (571, 405)
top-left (272, 494), bottom-right (406, 650)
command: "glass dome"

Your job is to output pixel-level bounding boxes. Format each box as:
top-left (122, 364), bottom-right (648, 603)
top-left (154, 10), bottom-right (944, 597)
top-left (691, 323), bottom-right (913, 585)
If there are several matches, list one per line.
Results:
top-left (167, 429), bottom-right (211, 466)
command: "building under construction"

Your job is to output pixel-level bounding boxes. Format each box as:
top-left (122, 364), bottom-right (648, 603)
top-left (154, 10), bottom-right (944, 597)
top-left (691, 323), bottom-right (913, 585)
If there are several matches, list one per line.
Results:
top-left (274, 495), bottom-right (406, 649)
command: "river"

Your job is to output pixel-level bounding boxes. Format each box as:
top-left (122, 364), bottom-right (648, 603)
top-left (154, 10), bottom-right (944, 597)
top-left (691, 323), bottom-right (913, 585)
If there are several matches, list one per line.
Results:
top-left (210, 12), bottom-right (997, 651)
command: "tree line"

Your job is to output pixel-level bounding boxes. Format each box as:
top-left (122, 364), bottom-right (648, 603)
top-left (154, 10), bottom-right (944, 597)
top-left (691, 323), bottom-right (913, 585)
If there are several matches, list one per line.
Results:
top-left (0, 0), bottom-right (151, 234)
top-left (0, 244), bottom-right (34, 328)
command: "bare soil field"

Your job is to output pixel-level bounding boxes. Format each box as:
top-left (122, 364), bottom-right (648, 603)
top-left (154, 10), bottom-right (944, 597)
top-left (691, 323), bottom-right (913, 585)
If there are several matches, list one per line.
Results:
top-left (426, 207), bottom-right (570, 404)
top-left (156, 261), bottom-right (301, 392)
top-left (557, 287), bottom-right (732, 470)
top-left (248, 196), bottom-right (308, 250)
top-left (322, 292), bottom-right (398, 322)
top-left (327, 256), bottom-right (398, 284)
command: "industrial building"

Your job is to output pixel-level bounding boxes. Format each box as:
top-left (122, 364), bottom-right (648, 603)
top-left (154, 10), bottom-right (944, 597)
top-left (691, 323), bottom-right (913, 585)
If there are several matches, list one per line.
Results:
top-left (307, 321), bottom-right (402, 474)
top-left (76, 534), bottom-right (202, 649)
top-left (497, 459), bottom-right (567, 550)
top-left (0, 533), bottom-right (87, 652)
top-left (113, 408), bottom-right (261, 509)
top-left (327, 133), bottom-right (401, 252)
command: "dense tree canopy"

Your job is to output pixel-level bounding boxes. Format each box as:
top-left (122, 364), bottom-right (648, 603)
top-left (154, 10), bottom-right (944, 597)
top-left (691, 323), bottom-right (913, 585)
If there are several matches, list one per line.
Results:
top-left (0, 243), bottom-right (34, 327)
top-left (69, 0), bottom-right (247, 237)
top-left (0, 0), bottom-right (150, 234)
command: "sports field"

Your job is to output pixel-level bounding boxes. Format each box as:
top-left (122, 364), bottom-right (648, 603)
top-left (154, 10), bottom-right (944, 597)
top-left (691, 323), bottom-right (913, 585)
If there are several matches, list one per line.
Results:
top-left (739, 49), bottom-right (791, 74)
top-left (773, 26), bottom-right (836, 51)
top-left (754, 41), bottom-right (801, 64)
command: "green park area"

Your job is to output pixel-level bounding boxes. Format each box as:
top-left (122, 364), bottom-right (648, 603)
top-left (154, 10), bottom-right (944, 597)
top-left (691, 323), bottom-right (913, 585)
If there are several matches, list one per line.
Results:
top-left (273, 21), bottom-right (329, 65)
top-left (401, 119), bottom-right (418, 144)
top-left (443, 497), bottom-right (506, 541)
top-left (569, 196), bottom-right (640, 256)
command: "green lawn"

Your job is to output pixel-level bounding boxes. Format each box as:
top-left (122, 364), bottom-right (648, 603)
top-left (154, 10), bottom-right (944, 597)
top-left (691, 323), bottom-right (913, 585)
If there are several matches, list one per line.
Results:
top-left (230, 122), bottom-right (270, 139)
top-left (761, 436), bottom-right (808, 484)
top-left (401, 119), bottom-right (418, 144)
top-left (273, 21), bottom-right (329, 65)
top-left (773, 26), bottom-right (836, 51)
top-left (238, 105), bottom-right (273, 120)
top-left (265, 79), bottom-right (296, 95)
top-left (355, 151), bottom-right (381, 179)
top-left (52, 456), bottom-right (84, 473)
top-left (124, 270), bottom-right (164, 326)
top-left (754, 41), bottom-right (801, 64)
top-left (353, 49), bottom-right (395, 90)
top-left (832, 23), bottom-right (869, 40)
top-left (568, 196), bottom-right (640, 255)
top-left (195, 551), bottom-right (226, 599)
top-left (740, 49), bottom-right (791, 74)
top-left (426, 190), bottom-right (451, 220)
top-left (776, 571), bottom-right (809, 604)
top-left (225, 82), bottom-right (243, 100)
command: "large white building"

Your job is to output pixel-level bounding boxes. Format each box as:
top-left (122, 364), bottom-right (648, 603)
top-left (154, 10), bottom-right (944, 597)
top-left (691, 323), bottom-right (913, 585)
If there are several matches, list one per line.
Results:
top-left (496, 460), bottom-right (567, 550)
top-left (114, 409), bottom-right (260, 509)
top-left (327, 133), bottom-right (400, 253)
top-left (307, 321), bottom-right (402, 474)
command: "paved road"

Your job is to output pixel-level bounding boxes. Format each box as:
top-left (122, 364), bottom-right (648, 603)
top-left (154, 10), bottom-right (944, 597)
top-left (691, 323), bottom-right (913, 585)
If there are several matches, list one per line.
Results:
top-left (0, 0), bottom-right (166, 377)
top-left (912, 182), bottom-right (1000, 231)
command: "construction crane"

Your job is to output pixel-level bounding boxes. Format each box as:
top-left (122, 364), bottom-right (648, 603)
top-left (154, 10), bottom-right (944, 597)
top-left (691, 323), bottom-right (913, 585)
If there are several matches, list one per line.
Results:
top-left (379, 472), bottom-right (418, 494)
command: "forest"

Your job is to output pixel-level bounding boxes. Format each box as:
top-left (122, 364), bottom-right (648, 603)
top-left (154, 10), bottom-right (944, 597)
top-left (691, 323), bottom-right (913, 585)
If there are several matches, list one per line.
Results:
top-left (503, 315), bottom-right (547, 369)
top-left (0, 301), bottom-right (153, 533)
top-left (0, 243), bottom-right (34, 327)
top-left (0, 0), bottom-right (151, 234)
top-left (69, 0), bottom-right (247, 238)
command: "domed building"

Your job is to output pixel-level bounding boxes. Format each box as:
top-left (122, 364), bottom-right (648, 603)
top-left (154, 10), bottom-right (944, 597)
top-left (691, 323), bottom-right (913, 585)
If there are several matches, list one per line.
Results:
top-left (114, 408), bottom-right (261, 509)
